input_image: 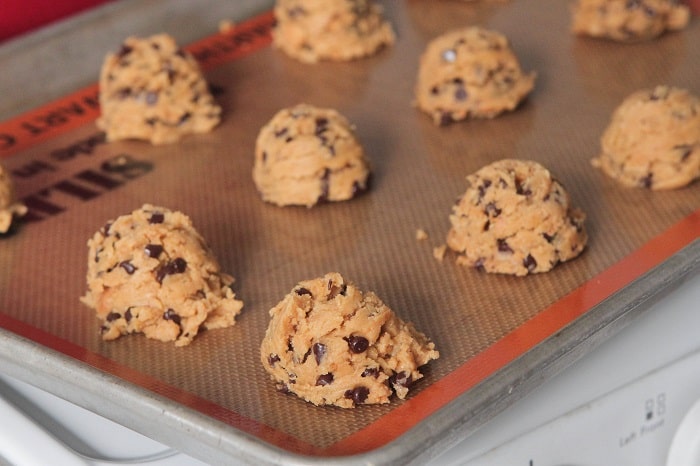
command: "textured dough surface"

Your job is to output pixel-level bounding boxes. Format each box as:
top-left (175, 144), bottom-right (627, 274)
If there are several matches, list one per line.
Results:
top-left (571, 0), bottom-right (690, 41)
top-left (97, 34), bottom-right (221, 145)
top-left (253, 104), bottom-right (371, 207)
top-left (0, 163), bottom-right (27, 234)
top-left (447, 159), bottom-right (587, 276)
top-left (592, 86), bottom-right (700, 190)
top-left (81, 204), bottom-right (243, 346)
top-left (260, 272), bottom-right (439, 408)
top-left (415, 26), bottom-right (536, 125)
top-left (272, 0), bottom-right (395, 63)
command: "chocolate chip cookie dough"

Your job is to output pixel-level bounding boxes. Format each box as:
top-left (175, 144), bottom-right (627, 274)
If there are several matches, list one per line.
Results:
top-left (571, 0), bottom-right (690, 42)
top-left (253, 104), bottom-right (371, 207)
top-left (415, 26), bottom-right (536, 126)
top-left (592, 86), bottom-right (700, 190)
top-left (447, 159), bottom-right (587, 276)
top-left (97, 34), bottom-right (221, 145)
top-left (0, 163), bottom-right (27, 234)
top-left (261, 273), bottom-right (439, 408)
top-left (81, 204), bottom-right (243, 346)
top-left (272, 0), bottom-right (395, 63)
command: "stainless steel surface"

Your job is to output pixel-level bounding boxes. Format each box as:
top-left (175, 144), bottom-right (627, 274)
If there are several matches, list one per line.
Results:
top-left (0, 1), bottom-right (698, 465)
top-left (0, 0), bottom-right (274, 120)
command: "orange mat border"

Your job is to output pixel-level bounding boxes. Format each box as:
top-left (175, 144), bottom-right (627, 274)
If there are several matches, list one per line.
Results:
top-left (0, 8), bottom-right (698, 458)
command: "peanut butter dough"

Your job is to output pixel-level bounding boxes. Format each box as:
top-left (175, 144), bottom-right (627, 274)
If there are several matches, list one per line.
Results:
top-left (97, 34), bottom-right (221, 145)
top-left (81, 204), bottom-right (243, 346)
top-left (0, 163), bottom-right (27, 234)
top-left (572, 0), bottom-right (690, 42)
top-left (253, 104), bottom-right (371, 207)
top-left (261, 272), bottom-right (439, 408)
top-left (415, 26), bottom-right (536, 125)
top-left (592, 86), bottom-right (700, 190)
top-left (272, 0), bottom-right (395, 63)
top-left (447, 159), bottom-right (587, 276)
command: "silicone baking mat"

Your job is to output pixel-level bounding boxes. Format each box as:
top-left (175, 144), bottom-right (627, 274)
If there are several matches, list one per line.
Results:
top-left (0, 1), bottom-right (698, 464)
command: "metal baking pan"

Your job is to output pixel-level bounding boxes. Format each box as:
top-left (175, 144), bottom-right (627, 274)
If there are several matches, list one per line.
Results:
top-left (0, 1), bottom-right (698, 464)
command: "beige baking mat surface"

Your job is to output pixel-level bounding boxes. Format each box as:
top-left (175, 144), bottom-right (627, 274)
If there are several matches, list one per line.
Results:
top-left (0, 0), bottom-right (699, 457)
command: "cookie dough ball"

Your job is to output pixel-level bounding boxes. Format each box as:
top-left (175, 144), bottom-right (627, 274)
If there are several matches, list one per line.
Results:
top-left (415, 26), bottom-right (536, 126)
top-left (0, 163), bottom-right (27, 234)
top-left (97, 34), bottom-right (221, 145)
top-left (572, 0), bottom-right (690, 42)
top-left (592, 86), bottom-right (700, 190)
top-left (81, 204), bottom-right (243, 346)
top-left (261, 272), bottom-right (439, 408)
top-left (272, 0), bottom-right (395, 63)
top-left (447, 160), bottom-right (587, 276)
top-left (253, 104), bottom-right (371, 207)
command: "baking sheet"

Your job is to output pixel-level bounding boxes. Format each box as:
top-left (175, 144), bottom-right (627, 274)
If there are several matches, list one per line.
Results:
top-left (0, 0), bottom-right (699, 464)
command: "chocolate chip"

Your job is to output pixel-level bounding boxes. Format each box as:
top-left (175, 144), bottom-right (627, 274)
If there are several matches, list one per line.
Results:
top-left (171, 257), bottom-right (187, 273)
top-left (101, 222), bottom-right (112, 236)
top-left (318, 169), bottom-right (331, 203)
top-left (345, 335), bottom-right (369, 353)
top-left (474, 257), bottom-right (486, 271)
top-left (301, 348), bottom-right (312, 364)
top-left (287, 6), bottom-right (306, 17)
top-left (274, 127), bottom-right (288, 138)
top-left (315, 373), bottom-right (334, 386)
top-left (389, 371), bottom-right (412, 389)
top-left (106, 312), bottom-right (121, 322)
top-left (344, 386), bottom-right (370, 405)
top-left (497, 238), bottom-right (513, 253)
top-left (352, 178), bottom-right (369, 197)
top-left (155, 258), bottom-right (187, 283)
top-left (515, 179), bottom-right (531, 196)
top-left (149, 212), bottom-right (164, 224)
top-left (268, 354), bottom-right (280, 367)
top-left (115, 88), bottom-right (131, 99)
top-left (523, 254), bottom-right (537, 273)
top-left (295, 287), bottom-right (312, 297)
top-left (119, 261), bottom-right (137, 274)
top-left (675, 144), bottom-right (693, 161)
top-left (361, 367), bottom-right (380, 378)
top-left (327, 279), bottom-right (347, 300)
top-left (144, 244), bottom-right (163, 258)
top-left (484, 202), bottom-right (501, 217)
top-left (125, 308), bottom-right (133, 322)
top-left (650, 86), bottom-right (670, 101)
top-left (542, 232), bottom-right (555, 243)
top-left (179, 112), bottom-right (191, 125)
top-left (163, 308), bottom-right (181, 325)
top-left (277, 384), bottom-right (291, 394)
top-left (438, 111), bottom-right (454, 126)
top-left (312, 342), bottom-right (326, 364)
top-left (477, 180), bottom-right (492, 201)
top-left (116, 44), bottom-right (133, 58)
top-left (641, 173), bottom-right (653, 189)
top-left (315, 117), bottom-right (329, 135)
top-left (454, 86), bottom-right (468, 101)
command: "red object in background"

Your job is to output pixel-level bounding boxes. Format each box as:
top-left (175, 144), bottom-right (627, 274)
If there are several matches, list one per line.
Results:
top-left (0, 0), bottom-right (698, 44)
top-left (0, 0), bottom-right (114, 43)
